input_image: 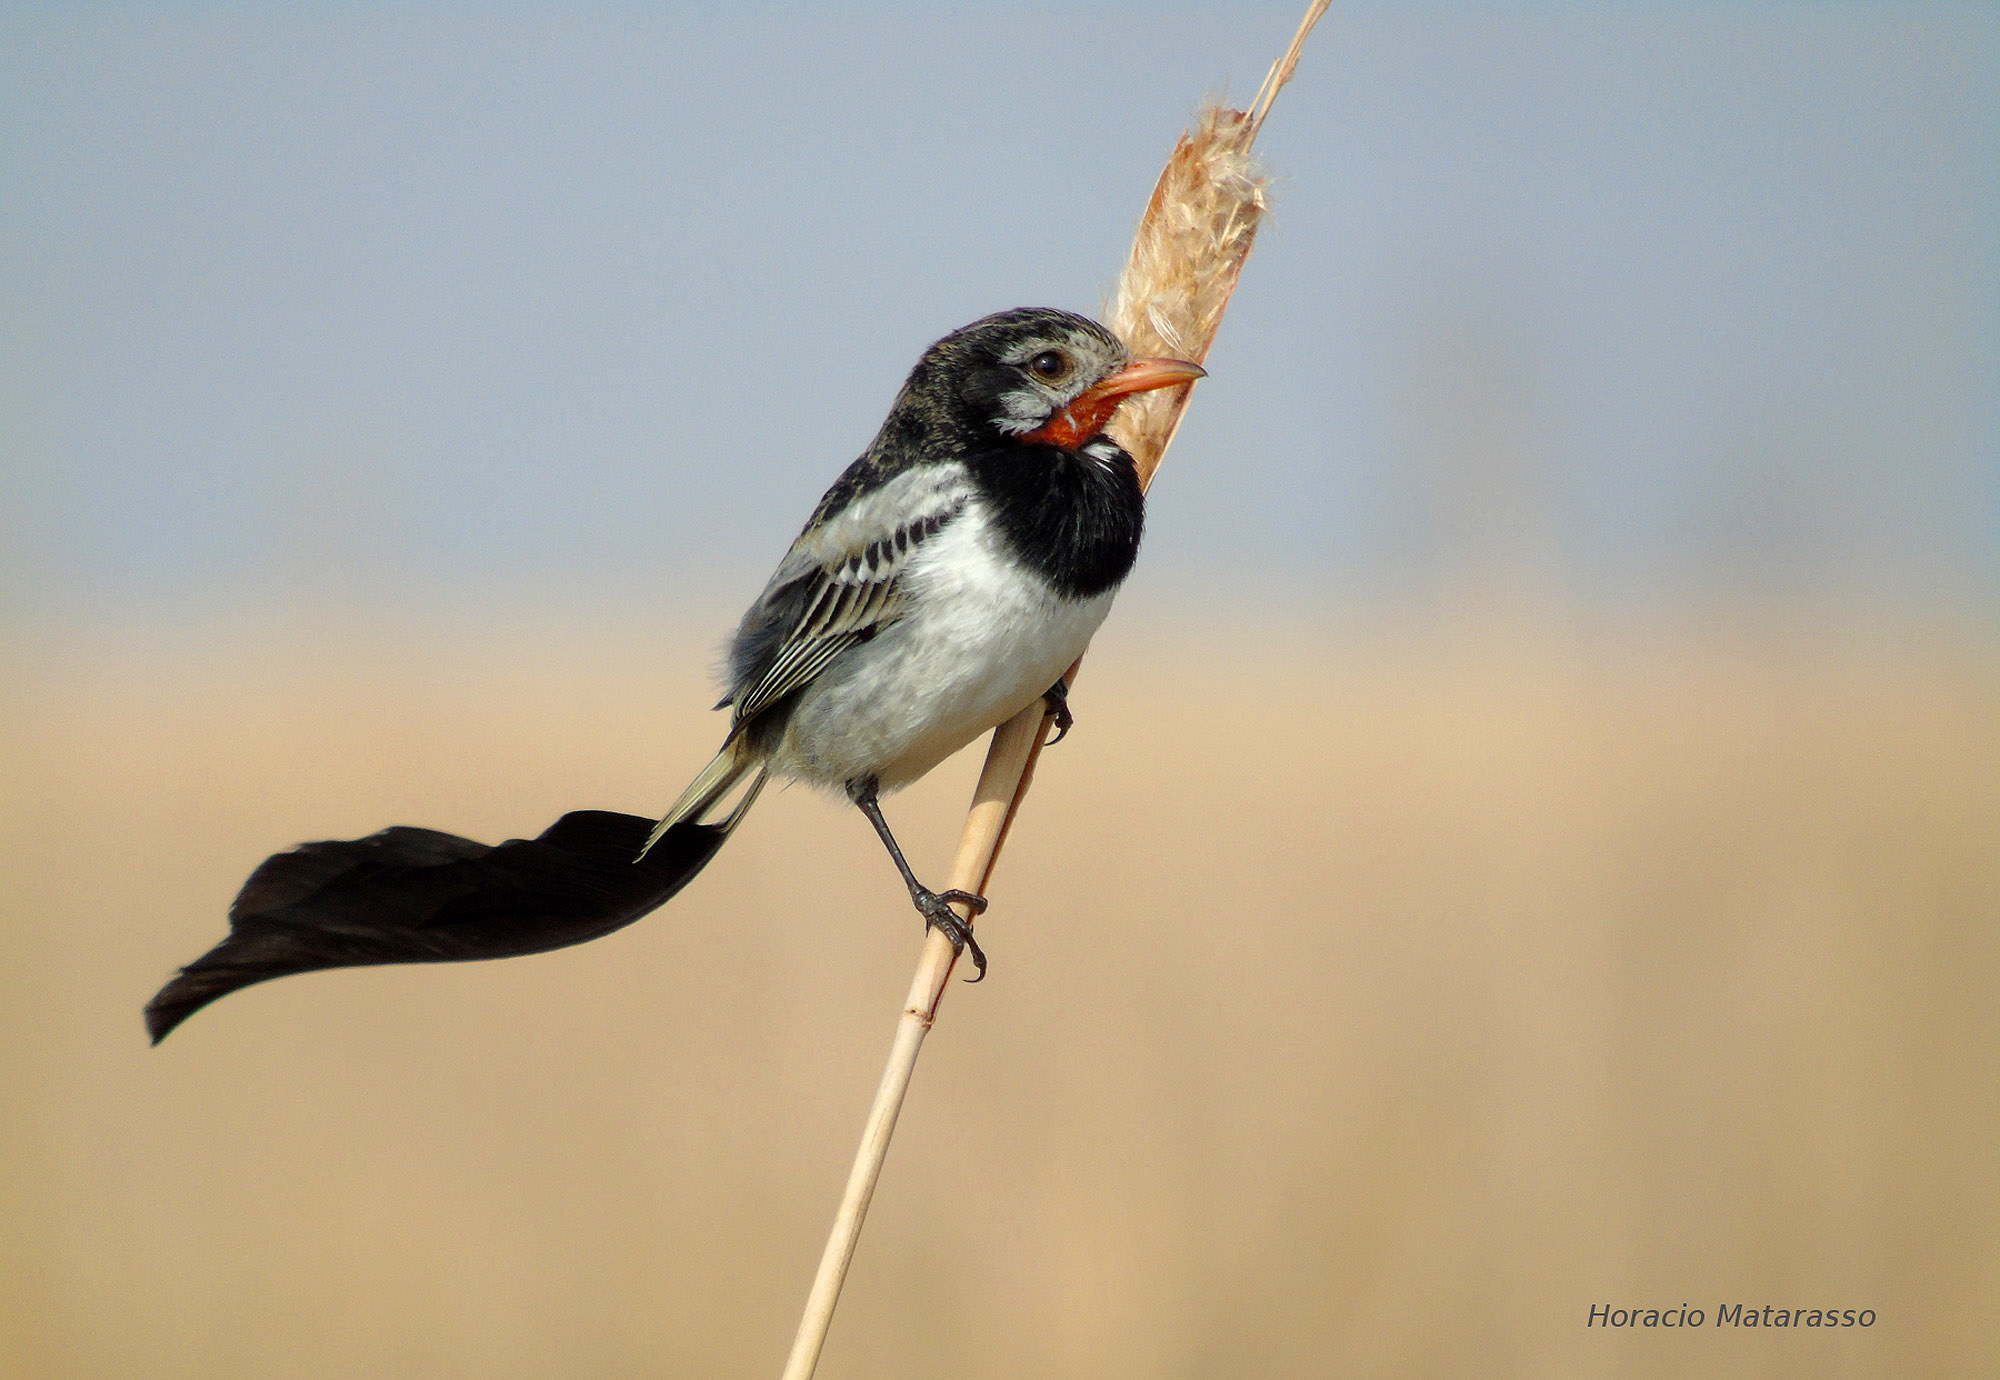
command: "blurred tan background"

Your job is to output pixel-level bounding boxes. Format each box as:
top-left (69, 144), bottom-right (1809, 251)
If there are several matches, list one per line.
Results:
top-left (5, 4), bottom-right (1996, 1376)
top-left (4, 604), bottom-right (1992, 1377)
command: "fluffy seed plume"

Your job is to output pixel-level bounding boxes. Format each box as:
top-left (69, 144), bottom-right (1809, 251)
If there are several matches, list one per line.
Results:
top-left (1106, 103), bottom-right (1269, 484)
top-left (1107, 0), bottom-right (1325, 485)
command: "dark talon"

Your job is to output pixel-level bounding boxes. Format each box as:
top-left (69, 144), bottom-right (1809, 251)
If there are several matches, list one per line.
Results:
top-left (916, 887), bottom-right (988, 981)
top-left (851, 775), bottom-right (989, 981)
top-left (1042, 678), bottom-right (1075, 746)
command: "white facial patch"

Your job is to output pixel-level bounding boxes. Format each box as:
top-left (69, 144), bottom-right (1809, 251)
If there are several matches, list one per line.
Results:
top-left (990, 331), bottom-right (1127, 436)
top-left (990, 379), bottom-right (1060, 434)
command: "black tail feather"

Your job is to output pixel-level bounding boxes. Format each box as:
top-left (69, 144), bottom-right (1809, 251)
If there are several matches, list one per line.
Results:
top-left (145, 810), bottom-right (729, 1044)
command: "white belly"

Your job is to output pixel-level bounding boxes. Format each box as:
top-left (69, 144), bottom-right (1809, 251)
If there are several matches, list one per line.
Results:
top-left (768, 503), bottom-right (1117, 792)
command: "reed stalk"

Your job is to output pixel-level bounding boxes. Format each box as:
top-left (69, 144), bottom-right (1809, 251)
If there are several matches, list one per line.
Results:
top-left (778, 6), bottom-right (1327, 1376)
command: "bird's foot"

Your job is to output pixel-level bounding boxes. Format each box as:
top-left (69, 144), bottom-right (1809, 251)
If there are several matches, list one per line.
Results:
top-left (915, 887), bottom-right (988, 981)
top-left (1042, 678), bottom-right (1075, 746)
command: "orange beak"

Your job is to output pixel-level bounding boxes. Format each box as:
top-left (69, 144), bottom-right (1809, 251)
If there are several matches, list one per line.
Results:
top-left (1020, 355), bottom-right (1207, 449)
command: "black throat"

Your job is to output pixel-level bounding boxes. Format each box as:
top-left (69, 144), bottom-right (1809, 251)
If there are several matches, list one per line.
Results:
top-left (961, 439), bottom-right (1145, 601)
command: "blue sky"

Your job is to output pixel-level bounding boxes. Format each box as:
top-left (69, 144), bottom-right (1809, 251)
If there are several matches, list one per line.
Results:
top-left (4, 3), bottom-right (1995, 624)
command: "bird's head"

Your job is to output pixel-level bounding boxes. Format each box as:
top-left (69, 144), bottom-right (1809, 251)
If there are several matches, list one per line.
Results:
top-left (916, 308), bottom-right (1205, 451)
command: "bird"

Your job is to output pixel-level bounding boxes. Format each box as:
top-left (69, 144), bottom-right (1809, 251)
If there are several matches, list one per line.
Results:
top-left (144, 307), bottom-right (1204, 1043)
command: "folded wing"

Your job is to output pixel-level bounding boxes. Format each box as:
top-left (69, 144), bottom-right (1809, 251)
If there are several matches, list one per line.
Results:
top-left (724, 466), bottom-right (969, 728)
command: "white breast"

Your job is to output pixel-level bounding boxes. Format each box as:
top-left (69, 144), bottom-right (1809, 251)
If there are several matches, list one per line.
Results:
top-left (769, 499), bottom-right (1117, 792)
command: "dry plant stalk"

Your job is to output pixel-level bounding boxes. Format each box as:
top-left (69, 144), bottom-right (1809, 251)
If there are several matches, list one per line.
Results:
top-left (779, 6), bottom-right (1325, 1377)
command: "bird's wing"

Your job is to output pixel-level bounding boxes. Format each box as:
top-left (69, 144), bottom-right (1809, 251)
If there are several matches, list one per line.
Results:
top-left (725, 464), bottom-right (970, 726)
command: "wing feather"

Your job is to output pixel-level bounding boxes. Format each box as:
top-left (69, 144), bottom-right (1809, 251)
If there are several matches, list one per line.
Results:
top-left (725, 469), bottom-right (968, 727)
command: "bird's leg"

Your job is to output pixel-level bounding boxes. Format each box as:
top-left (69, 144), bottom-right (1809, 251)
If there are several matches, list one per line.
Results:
top-left (1042, 676), bottom-right (1075, 746)
top-left (849, 776), bottom-right (988, 980)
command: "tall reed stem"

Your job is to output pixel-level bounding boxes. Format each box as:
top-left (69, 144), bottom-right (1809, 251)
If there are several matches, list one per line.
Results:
top-left (778, 7), bottom-right (1326, 1375)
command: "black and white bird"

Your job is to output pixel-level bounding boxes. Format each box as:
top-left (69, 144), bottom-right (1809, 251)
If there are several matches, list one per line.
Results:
top-left (145, 308), bottom-right (1203, 1043)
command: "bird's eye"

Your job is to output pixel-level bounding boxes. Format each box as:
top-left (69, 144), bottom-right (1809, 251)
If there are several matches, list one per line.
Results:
top-left (1027, 349), bottom-right (1069, 381)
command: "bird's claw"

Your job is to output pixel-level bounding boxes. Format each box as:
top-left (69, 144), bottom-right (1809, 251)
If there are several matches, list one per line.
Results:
top-left (917, 887), bottom-right (988, 981)
top-left (1042, 680), bottom-right (1075, 746)
top-left (936, 888), bottom-right (988, 916)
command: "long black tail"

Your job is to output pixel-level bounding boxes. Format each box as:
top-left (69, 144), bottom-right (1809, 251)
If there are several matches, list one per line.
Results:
top-left (146, 796), bottom-right (756, 1044)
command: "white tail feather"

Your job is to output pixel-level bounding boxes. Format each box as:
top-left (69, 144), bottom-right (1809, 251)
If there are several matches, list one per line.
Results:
top-left (637, 742), bottom-right (755, 859)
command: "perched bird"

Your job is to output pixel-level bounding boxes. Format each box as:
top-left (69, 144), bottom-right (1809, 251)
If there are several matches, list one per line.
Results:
top-left (145, 308), bottom-right (1204, 1043)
